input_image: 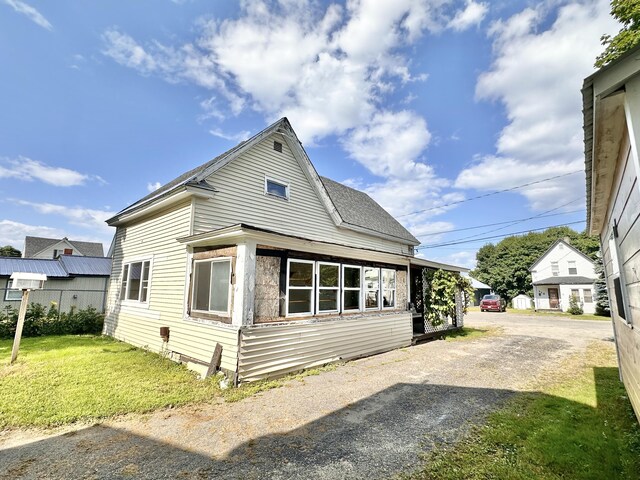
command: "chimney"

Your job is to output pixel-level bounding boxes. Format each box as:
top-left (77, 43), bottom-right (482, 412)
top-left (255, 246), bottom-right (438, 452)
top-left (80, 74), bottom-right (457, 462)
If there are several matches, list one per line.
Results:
top-left (563, 237), bottom-right (571, 244)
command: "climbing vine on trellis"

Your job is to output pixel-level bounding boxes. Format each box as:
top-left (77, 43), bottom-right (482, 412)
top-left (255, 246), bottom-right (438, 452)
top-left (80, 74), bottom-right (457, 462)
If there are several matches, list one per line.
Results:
top-left (422, 268), bottom-right (474, 327)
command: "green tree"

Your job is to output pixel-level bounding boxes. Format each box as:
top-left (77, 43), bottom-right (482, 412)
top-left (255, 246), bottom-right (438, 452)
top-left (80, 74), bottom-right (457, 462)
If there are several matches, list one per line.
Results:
top-left (594, 254), bottom-right (611, 316)
top-left (471, 227), bottom-right (603, 301)
top-left (595, 0), bottom-right (640, 68)
top-left (0, 245), bottom-right (21, 257)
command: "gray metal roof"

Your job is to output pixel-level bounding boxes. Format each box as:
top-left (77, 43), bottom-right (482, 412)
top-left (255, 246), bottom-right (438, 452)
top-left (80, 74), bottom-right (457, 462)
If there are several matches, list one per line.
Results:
top-left (532, 276), bottom-right (596, 285)
top-left (58, 255), bottom-right (112, 276)
top-left (320, 177), bottom-right (419, 245)
top-left (24, 236), bottom-right (104, 257)
top-left (0, 256), bottom-right (111, 278)
top-left (0, 258), bottom-right (68, 277)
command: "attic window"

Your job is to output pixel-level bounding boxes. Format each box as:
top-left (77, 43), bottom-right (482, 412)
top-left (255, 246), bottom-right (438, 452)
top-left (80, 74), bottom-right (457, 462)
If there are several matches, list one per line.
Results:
top-left (273, 141), bottom-right (283, 153)
top-left (265, 176), bottom-right (289, 200)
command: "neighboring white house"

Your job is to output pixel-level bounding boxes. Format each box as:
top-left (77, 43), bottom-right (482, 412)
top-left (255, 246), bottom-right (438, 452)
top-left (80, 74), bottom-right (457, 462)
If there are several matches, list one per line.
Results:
top-left (529, 239), bottom-right (597, 314)
top-left (103, 118), bottom-right (467, 383)
top-left (583, 44), bottom-right (640, 423)
top-left (23, 236), bottom-right (104, 259)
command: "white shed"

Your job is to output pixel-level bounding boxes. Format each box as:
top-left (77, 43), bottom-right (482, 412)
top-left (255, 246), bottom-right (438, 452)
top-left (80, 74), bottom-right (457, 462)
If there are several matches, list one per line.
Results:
top-left (512, 294), bottom-right (532, 310)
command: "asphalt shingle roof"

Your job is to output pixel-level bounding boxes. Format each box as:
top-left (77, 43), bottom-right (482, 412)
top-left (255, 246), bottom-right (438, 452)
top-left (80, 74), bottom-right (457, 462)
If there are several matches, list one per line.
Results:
top-left (320, 177), bottom-right (419, 245)
top-left (24, 236), bottom-right (104, 257)
top-left (532, 276), bottom-right (596, 285)
top-left (111, 118), bottom-right (418, 245)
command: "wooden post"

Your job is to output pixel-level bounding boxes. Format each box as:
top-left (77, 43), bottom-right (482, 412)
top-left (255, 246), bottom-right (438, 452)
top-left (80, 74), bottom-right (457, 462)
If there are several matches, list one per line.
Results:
top-left (10, 289), bottom-right (30, 365)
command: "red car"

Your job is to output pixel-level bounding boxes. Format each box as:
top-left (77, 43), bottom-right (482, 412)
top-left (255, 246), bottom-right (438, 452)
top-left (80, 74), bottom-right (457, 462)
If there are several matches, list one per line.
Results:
top-left (480, 294), bottom-right (506, 312)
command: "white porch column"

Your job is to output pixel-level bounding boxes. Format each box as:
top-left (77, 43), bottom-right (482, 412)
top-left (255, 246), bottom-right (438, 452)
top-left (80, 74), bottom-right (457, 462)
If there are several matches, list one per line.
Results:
top-left (232, 240), bottom-right (257, 327)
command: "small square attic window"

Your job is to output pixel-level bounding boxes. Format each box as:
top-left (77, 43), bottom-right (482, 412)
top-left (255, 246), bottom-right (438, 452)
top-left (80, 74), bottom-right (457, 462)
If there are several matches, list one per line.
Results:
top-left (273, 141), bottom-right (283, 153)
top-left (265, 177), bottom-right (289, 199)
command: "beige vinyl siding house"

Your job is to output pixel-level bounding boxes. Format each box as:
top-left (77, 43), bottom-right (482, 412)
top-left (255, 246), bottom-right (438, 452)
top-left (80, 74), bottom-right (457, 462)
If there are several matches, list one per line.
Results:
top-left (583, 46), bottom-right (640, 422)
top-left (105, 118), bottom-right (466, 382)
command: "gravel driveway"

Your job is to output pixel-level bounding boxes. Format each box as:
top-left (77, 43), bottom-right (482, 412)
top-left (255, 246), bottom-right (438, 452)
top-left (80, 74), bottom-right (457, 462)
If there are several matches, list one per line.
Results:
top-left (0, 312), bottom-right (613, 480)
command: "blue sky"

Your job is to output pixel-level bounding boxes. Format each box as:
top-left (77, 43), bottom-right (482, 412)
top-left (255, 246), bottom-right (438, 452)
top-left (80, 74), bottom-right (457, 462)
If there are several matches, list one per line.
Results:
top-left (0, 0), bottom-right (620, 267)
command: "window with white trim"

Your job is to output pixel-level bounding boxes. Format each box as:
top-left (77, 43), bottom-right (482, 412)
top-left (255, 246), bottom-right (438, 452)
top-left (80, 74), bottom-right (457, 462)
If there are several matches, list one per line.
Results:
top-left (583, 289), bottom-right (593, 303)
top-left (382, 268), bottom-right (396, 308)
top-left (317, 262), bottom-right (340, 313)
top-left (364, 267), bottom-right (380, 309)
top-left (571, 288), bottom-right (580, 301)
top-left (342, 265), bottom-right (361, 312)
top-left (287, 259), bottom-right (315, 315)
top-left (4, 280), bottom-right (22, 301)
top-left (551, 262), bottom-right (559, 276)
top-left (568, 261), bottom-right (577, 275)
top-left (265, 177), bottom-right (289, 200)
top-left (192, 257), bottom-right (232, 315)
top-left (121, 260), bottom-right (151, 303)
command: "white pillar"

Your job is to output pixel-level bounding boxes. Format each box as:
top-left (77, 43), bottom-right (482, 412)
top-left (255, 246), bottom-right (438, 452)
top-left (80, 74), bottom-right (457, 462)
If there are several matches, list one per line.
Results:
top-left (232, 240), bottom-right (257, 326)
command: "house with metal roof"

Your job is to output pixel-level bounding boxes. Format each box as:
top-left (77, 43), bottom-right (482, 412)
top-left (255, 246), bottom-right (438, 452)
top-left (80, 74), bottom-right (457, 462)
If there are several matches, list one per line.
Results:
top-left (23, 236), bottom-right (105, 259)
top-left (103, 118), bottom-right (466, 383)
top-left (529, 239), bottom-right (597, 313)
top-left (1, 255), bottom-right (112, 313)
top-left (583, 44), bottom-right (640, 423)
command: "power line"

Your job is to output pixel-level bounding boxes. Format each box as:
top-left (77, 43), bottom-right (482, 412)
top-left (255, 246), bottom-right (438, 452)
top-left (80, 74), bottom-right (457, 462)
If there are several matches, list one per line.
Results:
top-left (429, 197), bottom-right (584, 245)
top-left (416, 220), bottom-right (586, 249)
top-left (415, 209), bottom-right (583, 238)
top-left (398, 170), bottom-right (583, 219)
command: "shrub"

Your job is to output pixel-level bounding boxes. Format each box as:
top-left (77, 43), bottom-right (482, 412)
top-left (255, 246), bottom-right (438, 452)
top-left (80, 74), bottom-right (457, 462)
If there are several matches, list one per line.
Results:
top-left (0, 304), bottom-right (104, 339)
top-left (567, 295), bottom-right (584, 315)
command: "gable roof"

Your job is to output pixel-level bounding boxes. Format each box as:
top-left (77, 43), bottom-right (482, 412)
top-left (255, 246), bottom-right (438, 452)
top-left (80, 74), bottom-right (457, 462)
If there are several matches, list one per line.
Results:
top-left (108, 117), bottom-right (419, 246)
top-left (0, 255), bottom-right (111, 278)
top-left (320, 177), bottom-right (418, 244)
top-left (528, 239), bottom-right (595, 271)
top-left (24, 236), bottom-right (104, 258)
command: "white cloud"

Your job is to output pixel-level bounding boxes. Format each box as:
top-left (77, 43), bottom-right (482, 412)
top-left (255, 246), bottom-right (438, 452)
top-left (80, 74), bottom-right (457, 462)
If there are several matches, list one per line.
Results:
top-left (0, 157), bottom-right (103, 187)
top-left (448, 0), bottom-right (488, 31)
top-left (146, 182), bottom-right (162, 192)
top-left (4, 0), bottom-right (52, 31)
top-left (102, 0), bottom-right (491, 239)
top-left (209, 128), bottom-right (252, 143)
top-left (0, 220), bottom-right (62, 250)
top-left (12, 200), bottom-right (116, 236)
top-left (456, 0), bottom-right (619, 210)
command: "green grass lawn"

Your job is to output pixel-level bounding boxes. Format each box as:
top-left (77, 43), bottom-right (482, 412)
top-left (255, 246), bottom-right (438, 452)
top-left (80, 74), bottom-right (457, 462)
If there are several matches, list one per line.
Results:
top-left (0, 335), bottom-right (224, 428)
top-left (0, 335), bottom-right (340, 429)
top-left (402, 342), bottom-right (640, 480)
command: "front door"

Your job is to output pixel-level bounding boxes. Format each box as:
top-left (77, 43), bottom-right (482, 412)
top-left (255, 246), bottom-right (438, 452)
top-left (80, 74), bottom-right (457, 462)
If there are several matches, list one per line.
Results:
top-left (548, 288), bottom-right (559, 309)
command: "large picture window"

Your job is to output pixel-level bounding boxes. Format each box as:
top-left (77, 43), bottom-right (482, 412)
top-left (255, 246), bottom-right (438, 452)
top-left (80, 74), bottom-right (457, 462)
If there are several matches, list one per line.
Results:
top-left (317, 262), bottom-right (340, 313)
top-left (121, 260), bottom-right (151, 303)
top-left (287, 259), bottom-right (315, 315)
top-left (342, 265), bottom-right (362, 312)
top-left (192, 258), bottom-right (232, 315)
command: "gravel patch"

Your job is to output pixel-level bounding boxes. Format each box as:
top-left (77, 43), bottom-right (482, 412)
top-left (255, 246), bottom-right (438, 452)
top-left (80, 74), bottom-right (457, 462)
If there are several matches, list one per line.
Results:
top-left (0, 313), bottom-right (613, 479)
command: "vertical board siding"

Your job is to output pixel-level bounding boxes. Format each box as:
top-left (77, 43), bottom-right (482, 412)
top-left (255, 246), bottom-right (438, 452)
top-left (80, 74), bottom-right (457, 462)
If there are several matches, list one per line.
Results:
top-left (104, 200), bottom-right (239, 372)
top-left (602, 139), bottom-right (640, 421)
top-left (193, 134), bottom-right (410, 256)
top-left (238, 313), bottom-right (412, 382)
